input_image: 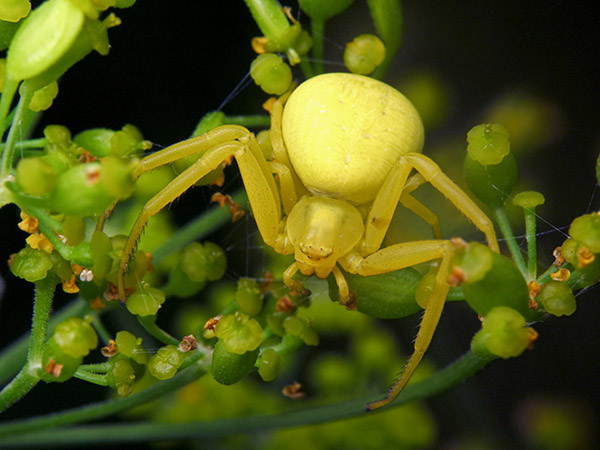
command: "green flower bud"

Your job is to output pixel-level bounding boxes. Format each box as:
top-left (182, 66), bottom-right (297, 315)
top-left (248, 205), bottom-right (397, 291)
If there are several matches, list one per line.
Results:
top-left (327, 267), bottom-right (422, 319)
top-left (43, 124), bottom-right (71, 144)
top-left (74, 124), bottom-right (149, 158)
top-left (107, 357), bottom-right (136, 397)
top-left (455, 244), bottom-right (540, 321)
top-left (538, 281), bottom-right (576, 317)
top-left (250, 53), bottom-right (292, 95)
top-left (16, 156), bottom-right (57, 195)
top-left (115, 330), bottom-right (147, 364)
top-left (452, 242), bottom-right (494, 285)
top-left (569, 213), bottom-right (600, 253)
top-left (214, 311), bottom-right (263, 355)
top-left (257, 348), bottom-right (280, 381)
top-left (192, 110), bottom-right (226, 137)
top-left (479, 306), bottom-right (531, 359)
top-left (466, 123), bottom-right (511, 166)
top-left (6, 0), bottom-right (85, 80)
top-left (0, 0), bottom-right (31, 23)
top-left (148, 345), bottom-right (184, 380)
top-left (299, 0), bottom-right (355, 21)
top-left (344, 34), bottom-right (386, 75)
top-left (464, 152), bottom-right (517, 207)
top-left (53, 316), bottom-right (98, 358)
top-left (126, 287), bottom-right (165, 317)
top-left (164, 261), bottom-right (207, 298)
top-left (27, 80), bottom-right (58, 111)
top-left (211, 340), bottom-right (259, 385)
top-left (180, 242), bottom-right (208, 282)
top-left (10, 245), bottom-right (54, 282)
top-left (48, 157), bottom-right (133, 216)
top-left (41, 336), bottom-right (83, 382)
top-left (283, 315), bottom-right (319, 346)
top-left (203, 241), bottom-right (227, 281)
top-left (513, 191), bottom-right (545, 209)
top-left (235, 277), bottom-right (263, 316)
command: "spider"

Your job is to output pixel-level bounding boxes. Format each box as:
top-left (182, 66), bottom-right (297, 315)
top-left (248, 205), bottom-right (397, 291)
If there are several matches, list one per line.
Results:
top-left (118, 72), bottom-right (499, 410)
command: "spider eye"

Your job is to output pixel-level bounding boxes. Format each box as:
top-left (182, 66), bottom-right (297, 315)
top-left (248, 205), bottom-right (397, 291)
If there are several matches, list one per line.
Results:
top-left (299, 242), bottom-right (333, 260)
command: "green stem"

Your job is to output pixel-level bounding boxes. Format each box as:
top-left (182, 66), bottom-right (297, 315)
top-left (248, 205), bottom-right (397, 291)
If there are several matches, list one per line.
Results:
top-left (492, 206), bottom-right (528, 277)
top-left (226, 115), bottom-right (271, 128)
top-left (0, 81), bottom-right (28, 178)
top-left (0, 298), bottom-right (91, 386)
top-left (137, 316), bottom-right (179, 346)
top-left (78, 362), bottom-right (111, 373)
top-left (0, 351), bottom-right (207, 438)
top-left (523, 207), bottom-right (538, 279)
top-left (299, 57), bottom-right (315, 79)
top-left (27, 277), bottom-right (57, 367)
top-left (0, 137), bottom-right (47, 151)
top-left (0, 365), bottom-right (40, 415)
top-left (0, 77), bottom-right (19, 144)
top-left (311, 17), bottom-right (325, 75)
top-left (152, 189), bottom-right (248, 266)
top-left (244, 0), bottom-right (290, 41)
top-left (90, 314), bottom-right (112, 345)
top-left (0, 277), bottom-right (56, 413)
top-left (73, 369), bottom-right (108, 387)
top-left (0, 351), bottom-right (494, 446)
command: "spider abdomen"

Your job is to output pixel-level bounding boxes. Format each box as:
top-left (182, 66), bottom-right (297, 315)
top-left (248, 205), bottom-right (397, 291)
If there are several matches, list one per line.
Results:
top-left (282, 73), bottom-right (424, 205)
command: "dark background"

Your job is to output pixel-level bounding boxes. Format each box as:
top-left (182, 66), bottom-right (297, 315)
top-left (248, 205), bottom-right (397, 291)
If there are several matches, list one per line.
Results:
top-left (1, 1), bottom-right (600, 447)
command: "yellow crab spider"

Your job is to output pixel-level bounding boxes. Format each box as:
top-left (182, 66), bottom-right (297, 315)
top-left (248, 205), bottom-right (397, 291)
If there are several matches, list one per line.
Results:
top-left (118, 72), bottom-right (499, 410)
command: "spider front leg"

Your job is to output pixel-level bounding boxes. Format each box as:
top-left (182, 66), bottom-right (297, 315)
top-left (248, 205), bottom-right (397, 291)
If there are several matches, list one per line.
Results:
top-left (341, 240), bottom-right (455, 410)
top-left (117, 125), bottom-right (283, 298)
top-left (362, 153), bottom-right (499, 256)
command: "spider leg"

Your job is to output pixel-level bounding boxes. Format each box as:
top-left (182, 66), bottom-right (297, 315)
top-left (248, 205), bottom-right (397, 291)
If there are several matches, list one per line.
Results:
top-left (405, 153), bottom-right (499, 252)
top-left (363, 154), bottom-right (499, 255)
top-left (270, 97), bottom-right (309, 198)
top-left (118, 126), bottom-right (282, 298)
top-left (341, 240), bottom-right (454, 410)
top-left (270, 161), bottom-right (298, 215)
top-left (400, 192), bottom-right (443, 239)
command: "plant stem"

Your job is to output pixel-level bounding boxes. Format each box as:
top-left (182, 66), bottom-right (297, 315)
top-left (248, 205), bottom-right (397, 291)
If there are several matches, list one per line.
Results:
top-left (137, 316), bottom-right (179, 346)
top-left (0, 138), bottom-right (47, 151)
top-left (0, 78), bottom-right (19, 144)
top-left (522, 207), bottom-right (538, 279)
top-left (73, 369), bottom-right (108, 387)
top-left (0, 82), bottom-right (27, 178)
top-left (311, 17), bottom-right (325, 75)
top-left (90, 313), bottom-right (112, 345)
top-left (152, 189), bottom-right (248, 266)
top-left (0, 350), bottom-right (494, 446)
top-left (0, 277), bottom-right (56, 413)
top-left (0, 351), bottom-right (208, 438)
top-left (492, 206), bottom-right (528, 277)
top-left (0, 298), bottom-right (91, 386)
top-left (78, 363), bottom-right (111, 373)
top-left (226, 115), bottom-right (271, 128)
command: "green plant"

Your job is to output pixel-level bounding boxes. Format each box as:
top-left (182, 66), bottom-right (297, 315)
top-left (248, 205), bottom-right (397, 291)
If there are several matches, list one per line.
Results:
top-left (0, 1), bottom-right (598, 448)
